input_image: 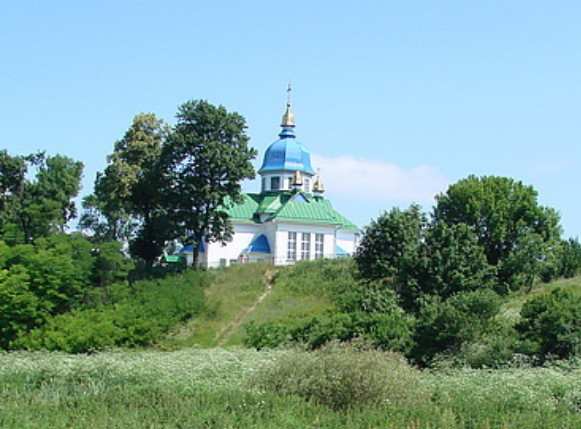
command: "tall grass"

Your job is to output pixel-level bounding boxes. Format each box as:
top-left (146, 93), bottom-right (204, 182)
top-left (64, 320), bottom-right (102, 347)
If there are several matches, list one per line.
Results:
top-left (1, 348), bottom-right (580, 428)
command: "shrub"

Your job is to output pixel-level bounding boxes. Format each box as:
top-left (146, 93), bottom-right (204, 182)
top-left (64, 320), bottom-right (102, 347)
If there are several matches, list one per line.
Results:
top-left (16, 270), bottom-right (210, 352)
top-left (243, 321), bottom-right (293, 350)
top-left (411, 289), bottom-right (501, 365)
top-left (250, 341), bottom-right (430, 411)
top-left (516, 288), bottom-right (581, 359)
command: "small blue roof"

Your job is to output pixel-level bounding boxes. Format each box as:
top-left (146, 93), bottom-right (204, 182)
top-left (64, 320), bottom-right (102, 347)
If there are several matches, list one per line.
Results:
top-left (258, 126), bottom-right (316, 174)
top-left (179, 241), bottom-right (206, 253)
top-left (245, 234), bottom-right (271, 254)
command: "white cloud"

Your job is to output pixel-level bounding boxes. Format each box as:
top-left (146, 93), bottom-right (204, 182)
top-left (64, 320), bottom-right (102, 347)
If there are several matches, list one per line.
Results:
top-left (312, 154), bottom-right (448, 203)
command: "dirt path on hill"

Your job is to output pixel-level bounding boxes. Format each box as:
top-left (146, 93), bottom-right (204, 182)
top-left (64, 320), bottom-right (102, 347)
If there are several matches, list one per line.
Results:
top-left (215, 268), bottom-right (276, 346)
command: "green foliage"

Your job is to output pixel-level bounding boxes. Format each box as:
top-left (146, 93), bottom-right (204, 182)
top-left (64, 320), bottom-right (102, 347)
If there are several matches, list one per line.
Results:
top-left (162, 100), bottom-right (257, 267)
top-left (405, 222), bottom-right (496, 310)
top-left (83, 113), bottom-right (171, 266)
top-left (411, 289), bottom-right (502, 365)
top-left (0, 234), bottom-right (134, 349)
top-left (243, 321), bottom-right (293, 350)
top-left (275, 257), bottom-right (355, 296)
top-left (251, 341), bottom-right (429, 411)
top-left (16, 270), bottom-right (210, 352)
top-left (434, 175), bottom-right (562, 291)
top-left (437, 329), bottom-right (521, 369)
top-left (559, 238), bottom-right (581, 279)
top-left (90, 241), bottom-right (134, 287)
top-left (244, 263), bottom-right (413, 352)
top-left (0, 151), bottom-right (83, 244)
top-left (355, 204), bottom-right (425, 282)
top-left (516, 288), bottom-right (581, 359)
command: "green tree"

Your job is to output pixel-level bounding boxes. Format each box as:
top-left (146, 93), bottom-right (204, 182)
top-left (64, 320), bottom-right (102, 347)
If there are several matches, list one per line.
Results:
top-left (162, 100), bottom-right (256, 268)
top-left (558, 237), bottom-right (581, 278)
top-left (354, 204), bottom-right (426, 284)
top-left (412, 222), bottom-right (496, 305)
top-left (83, 113), bottom-right (171, 266)
top-left (0, 151), bottom-right (83, 244)
top-left (433, 175), bottom-right (562, 292)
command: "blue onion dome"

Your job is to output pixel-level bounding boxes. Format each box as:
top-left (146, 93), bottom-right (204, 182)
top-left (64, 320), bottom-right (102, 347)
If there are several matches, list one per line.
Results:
top-left (258, 101), bottom-right (316, 175)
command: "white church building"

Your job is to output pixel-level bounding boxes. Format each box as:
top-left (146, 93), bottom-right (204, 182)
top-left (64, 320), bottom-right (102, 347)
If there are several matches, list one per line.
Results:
top-left (180, 95), bottom-right (359, 268)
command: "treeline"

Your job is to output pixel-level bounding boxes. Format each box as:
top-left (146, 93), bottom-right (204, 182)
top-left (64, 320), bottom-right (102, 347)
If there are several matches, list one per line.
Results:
top-left (246, 176), bottom-right (581, 366)
top-left (0, 100), bottom-right (256, 350)
top-left (2, 98), bottom-right (581, 359)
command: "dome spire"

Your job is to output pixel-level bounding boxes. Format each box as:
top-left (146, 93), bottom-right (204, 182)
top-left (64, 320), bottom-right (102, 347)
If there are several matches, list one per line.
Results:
top-left (281, 83), bottom-right (296, 127)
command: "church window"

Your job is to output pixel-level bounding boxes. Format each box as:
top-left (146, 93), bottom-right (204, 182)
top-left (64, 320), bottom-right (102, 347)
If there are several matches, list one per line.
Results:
top-left (262, 177), bottom-right (266, 192)
top-left (271, 177), bottom-right (281, 190)
top-left (301, 233), bottom-right (311, 260)
top-left (315, 233), bottom-right (324, 260)
top-left (304, 179), bottom-right (310, 193)
top-left (287, 232), bottom-right (297, 261)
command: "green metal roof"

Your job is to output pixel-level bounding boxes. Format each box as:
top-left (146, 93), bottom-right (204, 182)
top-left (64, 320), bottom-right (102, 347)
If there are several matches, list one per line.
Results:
top-left (223, 191), bottom-right (359, 232)
top-left (224, 194), bottom-right (260, 221)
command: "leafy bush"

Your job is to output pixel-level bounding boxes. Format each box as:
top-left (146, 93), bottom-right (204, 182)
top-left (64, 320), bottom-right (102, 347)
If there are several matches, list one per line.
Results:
top-left (243, 321), bottom-right (293, 350)
top-left (516, 288), bottom-right (581, 359)
top-left (16, 270), bottom-right (210, 352)
top-left (411, 289), bottom-right (501, 365)
top-left (244, 280), bottom-right (414, 352)
top-left (250, 341), bottom-right (429, 411)
top-left (433, 328), bottom-right (521, 369)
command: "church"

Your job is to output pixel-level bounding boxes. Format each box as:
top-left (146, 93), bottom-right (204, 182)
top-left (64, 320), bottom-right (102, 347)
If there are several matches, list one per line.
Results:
top-left (180, 93), bottom-right (360, 268)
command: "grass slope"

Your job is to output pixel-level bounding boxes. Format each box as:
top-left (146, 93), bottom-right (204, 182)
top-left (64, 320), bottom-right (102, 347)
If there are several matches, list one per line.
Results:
top-left (161, 263), bottom-right (271, 348)
top-left (160, 259), bottom-right (351, 348)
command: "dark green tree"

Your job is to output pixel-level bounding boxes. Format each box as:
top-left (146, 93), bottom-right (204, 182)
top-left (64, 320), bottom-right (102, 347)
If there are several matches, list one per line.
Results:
top-left (433, 175), bottom-right (562, 292)
top-left (82, 113), bottom-right (171, 266)
top-left (0, 151), bottom-right (83, 244)
top-left (354, 204), bottom-right (426, 284)
top-left (558, 237), bottom-right (581, 278)
top-left (412, 222), bottom-right (496, 305)
top-left (162, 100), bottom-right (256, 268)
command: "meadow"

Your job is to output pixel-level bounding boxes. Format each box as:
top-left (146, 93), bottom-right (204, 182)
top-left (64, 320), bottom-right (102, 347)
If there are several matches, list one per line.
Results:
top-left (1, 347), bottom-right (580, 428)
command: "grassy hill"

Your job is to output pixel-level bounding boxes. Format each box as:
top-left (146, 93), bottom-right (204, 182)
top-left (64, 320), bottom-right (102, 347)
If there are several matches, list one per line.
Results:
top-left (160, 259), bottom-right (353, 349)
top-left (160, 259), bottom-right (581, 351)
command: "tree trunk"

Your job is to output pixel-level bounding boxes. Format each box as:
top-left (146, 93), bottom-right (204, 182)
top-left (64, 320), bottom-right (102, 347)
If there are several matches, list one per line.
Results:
top-left (193, 247), bottom-right (200, 269)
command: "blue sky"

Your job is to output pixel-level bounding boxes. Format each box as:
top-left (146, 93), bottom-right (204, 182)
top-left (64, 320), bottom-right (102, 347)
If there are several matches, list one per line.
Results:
top-left (2, 1), bottom-right (581, 237)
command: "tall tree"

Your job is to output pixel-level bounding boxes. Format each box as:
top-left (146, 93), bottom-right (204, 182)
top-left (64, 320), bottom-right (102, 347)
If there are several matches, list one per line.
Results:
top-left (433, 175), bottom-right (562, 292)
top-left (81, 113), bottom-right (170, 266)
top-left (162, 100), bottom-right (256, 268)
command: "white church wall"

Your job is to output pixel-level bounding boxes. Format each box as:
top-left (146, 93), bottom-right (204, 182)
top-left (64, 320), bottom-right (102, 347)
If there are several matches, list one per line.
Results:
top-left (205, 223), bottom-right (261, 267)
top-left (273, 222), bottom-right (336, 265)
top-left (336, 230), bottom-right (359, 256)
